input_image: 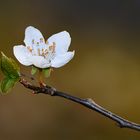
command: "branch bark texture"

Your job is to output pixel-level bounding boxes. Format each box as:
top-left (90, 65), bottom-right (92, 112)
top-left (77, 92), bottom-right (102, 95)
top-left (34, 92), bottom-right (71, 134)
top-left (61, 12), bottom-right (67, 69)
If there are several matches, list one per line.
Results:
top-left (19, 78), bottom-right (140, 131)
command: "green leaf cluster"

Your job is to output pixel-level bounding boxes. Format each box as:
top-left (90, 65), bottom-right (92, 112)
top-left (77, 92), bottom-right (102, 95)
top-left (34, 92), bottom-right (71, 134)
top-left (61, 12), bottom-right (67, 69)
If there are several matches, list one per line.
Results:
top-left (0, 52), bottom-right (20, 95)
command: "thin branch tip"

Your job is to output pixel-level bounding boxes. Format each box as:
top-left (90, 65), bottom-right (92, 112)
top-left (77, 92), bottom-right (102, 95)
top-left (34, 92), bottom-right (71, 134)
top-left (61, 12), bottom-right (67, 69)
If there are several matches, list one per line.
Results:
top-left (19, 78), bottom-right (140, 132)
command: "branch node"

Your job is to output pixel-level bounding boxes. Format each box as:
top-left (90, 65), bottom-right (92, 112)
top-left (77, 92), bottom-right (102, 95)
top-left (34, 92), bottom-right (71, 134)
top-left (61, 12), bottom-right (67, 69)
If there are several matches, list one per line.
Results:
top-left (45, 86), bottom-right (56, 96)
top-left (86, 98), bottom-right (95, 104)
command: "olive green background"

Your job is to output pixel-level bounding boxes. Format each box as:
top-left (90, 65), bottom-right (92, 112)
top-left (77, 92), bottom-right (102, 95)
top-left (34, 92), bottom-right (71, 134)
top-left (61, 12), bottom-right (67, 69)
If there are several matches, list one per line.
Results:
top-left (0, 0), bottom-right (140, 139)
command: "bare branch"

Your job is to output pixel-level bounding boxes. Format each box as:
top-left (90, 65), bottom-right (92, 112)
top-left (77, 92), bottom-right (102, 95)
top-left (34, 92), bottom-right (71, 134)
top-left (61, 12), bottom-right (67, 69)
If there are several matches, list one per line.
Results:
top-left (19, 78), bottom-right (140, 131)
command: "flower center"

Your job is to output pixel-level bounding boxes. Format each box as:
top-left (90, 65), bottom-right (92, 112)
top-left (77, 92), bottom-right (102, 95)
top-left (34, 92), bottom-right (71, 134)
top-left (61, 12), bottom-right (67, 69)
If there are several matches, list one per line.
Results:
top-left (27, 38), bottom-right (56, 62)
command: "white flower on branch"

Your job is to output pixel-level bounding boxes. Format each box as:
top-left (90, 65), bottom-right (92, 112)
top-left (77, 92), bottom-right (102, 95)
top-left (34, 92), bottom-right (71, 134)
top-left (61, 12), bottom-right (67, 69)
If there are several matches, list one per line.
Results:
top-left (13, 26), bottom-right (75, 68)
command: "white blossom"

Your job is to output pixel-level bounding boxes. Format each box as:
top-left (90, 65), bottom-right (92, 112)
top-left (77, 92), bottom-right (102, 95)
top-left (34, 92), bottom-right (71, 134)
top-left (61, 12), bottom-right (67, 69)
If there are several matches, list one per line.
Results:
top-left (13, 26), bottom-right (75, 68)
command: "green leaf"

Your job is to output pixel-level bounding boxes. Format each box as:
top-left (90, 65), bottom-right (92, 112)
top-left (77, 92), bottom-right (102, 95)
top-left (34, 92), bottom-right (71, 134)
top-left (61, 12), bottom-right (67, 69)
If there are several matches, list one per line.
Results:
top-left (42, 68), bottom-right (51, 78)
top-left (0, 77), bottom-right (19, 95)
top-left (0, 52), bottom-right (20, 95)
top-left (0, 52), bottom-right (20, 78)
top-left (31, 66), bottom-right (38, 75)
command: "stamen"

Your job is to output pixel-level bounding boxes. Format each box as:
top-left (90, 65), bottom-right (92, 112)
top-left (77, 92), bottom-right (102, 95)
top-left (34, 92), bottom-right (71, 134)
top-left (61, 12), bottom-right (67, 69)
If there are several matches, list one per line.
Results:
top-left (52, 42), bottom-right (56, 53)
top-left (49, 45), bottom-right (53, 51)
top-left (45, 49), bottom-right (48, 52)
top-left (40, 38), bottom-right (44, 43)
top-left (32, 39), bottom-right (35, 44)
top-left (53, 42), bottom-right (56, 46)
top-left (37, 42), bottom-right (39, 46)
top-left (49, 42), bottom-right (56, 53)
top-left (44, 49), bottom-right (48, 56)
top-left (42, 48), bottom-right (45, 57)
top-left (38, 48), bottom-right (41, 56)
top-left (27, 46), bottom-right (33, 53)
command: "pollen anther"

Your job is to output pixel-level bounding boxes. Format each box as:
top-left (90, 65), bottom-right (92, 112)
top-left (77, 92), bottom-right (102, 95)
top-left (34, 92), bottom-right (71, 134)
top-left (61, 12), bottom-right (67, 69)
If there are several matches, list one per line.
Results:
top-left (32, 39), bottom-right (35, 44)
top-left (27, 46), bottom-right (33, 53)
top-left (40, 38), bottom-right (44, 43)
top-left (49, 42), bottom-right (56, 53)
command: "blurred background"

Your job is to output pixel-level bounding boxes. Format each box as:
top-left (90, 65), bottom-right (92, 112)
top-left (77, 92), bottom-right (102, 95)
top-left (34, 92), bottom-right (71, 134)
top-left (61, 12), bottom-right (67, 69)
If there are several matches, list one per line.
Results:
top-left (0, 0), bottom-right (140, 139)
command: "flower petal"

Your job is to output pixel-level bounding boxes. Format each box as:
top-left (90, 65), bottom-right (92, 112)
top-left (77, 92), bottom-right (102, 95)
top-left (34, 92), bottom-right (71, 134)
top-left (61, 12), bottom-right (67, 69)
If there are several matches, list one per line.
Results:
top-left (24, 26), bottom-right (45, 46)
top-left (30, 56), bottom-right (51, 68)
top-left (51, 51), bottom-right (75, 68)
top-left (47, 31), bottom-right (71, 54)
top-left (13, 45), bottom-right (32, 66)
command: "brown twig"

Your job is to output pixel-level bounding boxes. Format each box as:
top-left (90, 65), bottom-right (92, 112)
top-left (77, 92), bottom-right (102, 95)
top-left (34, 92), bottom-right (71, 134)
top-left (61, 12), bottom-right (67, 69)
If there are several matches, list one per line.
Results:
top-left (19, 78), bottom-right (140, 131)
top-left (20, 73), bottom-right (35, 81)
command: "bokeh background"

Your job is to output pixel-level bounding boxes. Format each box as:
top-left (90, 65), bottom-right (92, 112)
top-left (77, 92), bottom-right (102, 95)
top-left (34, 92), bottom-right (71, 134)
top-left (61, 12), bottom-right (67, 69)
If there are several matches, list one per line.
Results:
top-left (0, 0), bottom-right (140, 139)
